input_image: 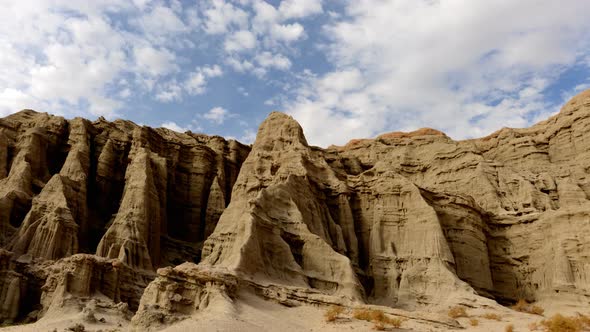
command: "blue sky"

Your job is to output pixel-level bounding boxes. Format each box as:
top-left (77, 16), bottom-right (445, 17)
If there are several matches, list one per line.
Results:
top-left (1, 0), bottom-right (590, 146)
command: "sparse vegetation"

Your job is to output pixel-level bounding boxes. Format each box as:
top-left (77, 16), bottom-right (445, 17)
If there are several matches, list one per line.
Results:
top-left (372, 322), bottom-right (386, 331)
top-left (505, 324), bottom-right (514, 332)
top-left (483, 312), bottom-right (502, 321)
top-left (324, 305), bottom-right (345, 322)
top-left (538, 313), bottom-right (590, 332)
top-left (512, 299), bottom-right (544, 316)
top-left (469, 318), bottom-right (479, 326)
top-left (448, 306), bottom-right (468, 318)
top-left (540, 314), bottom-right (582, 332)
top-left (531, 306), bottom-right (545, 316)
top-left (352, 308), bottom-right (404, 328)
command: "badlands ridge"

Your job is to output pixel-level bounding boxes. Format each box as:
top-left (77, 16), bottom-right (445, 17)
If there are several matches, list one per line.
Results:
top-left (0, 90), bottom-right (589, 331)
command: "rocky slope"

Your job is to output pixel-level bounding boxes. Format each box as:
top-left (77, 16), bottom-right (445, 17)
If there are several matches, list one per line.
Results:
top-left (0, 90), bottom-right (589, 330)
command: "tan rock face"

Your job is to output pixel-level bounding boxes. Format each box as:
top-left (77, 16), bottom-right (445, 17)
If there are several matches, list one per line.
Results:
top-left (1, 90), bottom-right (590, 327)
top-left (0, 111), bottom-right (249, 322)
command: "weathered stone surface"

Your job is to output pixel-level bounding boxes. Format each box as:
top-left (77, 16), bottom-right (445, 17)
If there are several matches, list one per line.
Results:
top-left (131, 263), bottom-right (237, 331)
top-left (0, 110), bottom-right (249, 324)
top-left (2, 90), bottom-right (590, 328)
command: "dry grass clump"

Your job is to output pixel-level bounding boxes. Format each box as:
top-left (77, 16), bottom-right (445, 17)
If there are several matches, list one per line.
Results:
top-left (512, 299), bottom-right (545, 316)
top-left (448, 306), bottom-right (468, 318)
top-left (352, 308), bottom-right (404, 328)
top-left (324, 305), bottom-right (345, 322)
top-left (372, 322), bottom-right (386, 331)
top-left (537, 313), bottom-right (590, 332)
top-left (531, 306), bottom-right (545, 315)
top-left (505, 324), bottom-right (514, 332)
top-left (540, 314), bottom-right (582, 332)
top-left (483, 312), bottom-right (502, 321)
top-left (469, 318), bottom-right (479, 326)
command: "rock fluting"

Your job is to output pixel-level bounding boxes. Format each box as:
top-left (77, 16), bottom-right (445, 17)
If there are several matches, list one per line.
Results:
top-left (0, 90), bottom-right (589, 328)
top-left (0, 110), bottom-right (249, 322)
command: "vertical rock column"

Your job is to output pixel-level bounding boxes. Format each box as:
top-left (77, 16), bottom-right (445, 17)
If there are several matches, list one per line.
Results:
top-left (9, 119), bottom-right (91, 260)
top-left (96, 146), bottom-right (167, 270)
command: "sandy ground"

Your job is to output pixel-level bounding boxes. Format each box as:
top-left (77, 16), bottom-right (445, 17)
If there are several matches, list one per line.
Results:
top-left (1, 292), bottom-right (588, 332)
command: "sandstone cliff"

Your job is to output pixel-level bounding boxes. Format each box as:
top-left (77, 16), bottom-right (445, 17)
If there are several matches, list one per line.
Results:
top-left (0, 90), bottom-right (589, 329)
top-left (0, 111), bottom-right (249, 322)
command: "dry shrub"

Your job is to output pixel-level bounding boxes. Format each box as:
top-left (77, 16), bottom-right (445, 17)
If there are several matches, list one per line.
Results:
top-left (324, 305), bottom-right (345, 322)
top-left (512, 299), bottom-right (545, 316)
top-left (540, 314), bottom-right (582, 332)
top-left (531, 306), bottom-right (545, 316)
top-left (529, 322), bottom-right (540, 331)
top-left (513, 299), bottom-right (529, 312)
top-left (576, 313), bottom-right (590, 329)
top-left (448, 306), bottom-right (468, 318)
top-left (483, 312), bottom-right (502, 321)
top-left (372, 322), bottom-right (386, 331)
top-left (505, 324), bottom-right (514, 332)
top-left (353, 309), bottom-right (377, 322)
top-left (469, 318), bottom-right (479, 326)
top-left (352, 308), bottom-right (403, 328)
top-left (386, 317), bottom-right (403, 328)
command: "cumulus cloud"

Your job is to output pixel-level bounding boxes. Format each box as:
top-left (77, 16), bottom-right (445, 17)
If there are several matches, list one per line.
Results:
top-left (202, 0), bottom-right (249, 34)
top-left (285, 0), bottom-right (590, 146)
top-left (161, 121), bottom-right (188, 132)
top-left (224, 30), bottom-right (257, 52)
top-left (256, 52), bottom-right (292, 70)
top-left (185, 65), bottom-right (224, 95)
top-left (204, 106), bottom-right (231, 124)
top-left (0, 1), bottom-right (194, 117)
top-left (278, 0), bottom-right (323, 19)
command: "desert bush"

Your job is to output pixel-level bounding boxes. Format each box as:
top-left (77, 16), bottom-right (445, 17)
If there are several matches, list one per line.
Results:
top-left (512, 299), bottom-right (545, 316)
top-left (576, 313), bottom-right (590, 329)
top-left (505, 324), bottom-right (514, 332)
top-left (540, 313), bottom-right (582, 332)
top-left (448, 306), bottom-right (468, 318)
top-left (483, 312), bottom-right (502, 321)
top-left (469, 318), bottom-right (479, 326)
top-left (352, 308), bottom-right (403, 328)
top-left (353, 308), bottom-right (377, 321)
top-left (324, 305), bottom-right (345, 322)
top-left (531, 306), bottom-right (545, 316)
top-left (372, 322), bottom-right (386, 331)
top-left (513, 299), bottom-right (529, 312)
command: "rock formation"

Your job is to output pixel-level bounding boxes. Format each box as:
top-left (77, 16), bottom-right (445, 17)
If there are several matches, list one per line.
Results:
top-left (0, 110), bottom-right (249, 322)
top-left (0, 90), bottom-right (589, 329)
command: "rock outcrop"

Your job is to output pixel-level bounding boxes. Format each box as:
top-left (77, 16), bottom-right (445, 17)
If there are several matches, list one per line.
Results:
top-left (1, 90), bottom-right (590, 328)
top-left (0, 111), bottom-right (249, 323)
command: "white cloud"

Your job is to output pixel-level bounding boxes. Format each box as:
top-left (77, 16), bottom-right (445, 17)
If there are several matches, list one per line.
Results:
top-left (202, 65), bottom-right (223, 77)
top-left (184, 65), bottom-right (224, 96)
top-left (285, 0), bottom-right (590, 146)
top-left (278, 0), bottom-right (323, 19)
top-left (0, 1), bottom-right (194, 117)
top-left (255, 52), bottom-right (292, 70)
top-left (132, 5), bottom-right (187, 39)
top-left (161, 121), bottom-right (188, 132)
top-left (224, 30), bottom-right (257, 52)
top-left (270, 23), bottom-right (304, 42)
top-left (204, 106), bottom-right (230, 124)
top-left (203, 0), bottom-right (249, 34)
top-left (156, 82), bottom-right (183, 102)
top-left (239, 128), bottom-right (257, 144)
top-left (134, 46), bottom-right (178, 77)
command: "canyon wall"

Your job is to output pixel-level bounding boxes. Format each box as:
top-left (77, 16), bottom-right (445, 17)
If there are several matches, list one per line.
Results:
top-left (1, 89), bottom-right (589, 326)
